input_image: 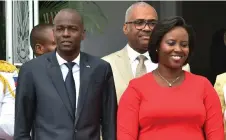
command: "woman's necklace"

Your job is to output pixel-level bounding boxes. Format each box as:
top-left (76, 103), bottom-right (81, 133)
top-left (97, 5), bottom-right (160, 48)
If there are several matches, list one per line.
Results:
top-left (156, 70), bottom-right (181, 87)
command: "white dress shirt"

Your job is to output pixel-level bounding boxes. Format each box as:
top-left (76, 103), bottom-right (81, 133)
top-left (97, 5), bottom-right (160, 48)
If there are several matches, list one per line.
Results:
top-left (127, 44), bottom-right (158, 77)
top-left (0, 71), bottom-right (17, 140)
top-left (56, 52), bottom-right (80, 108)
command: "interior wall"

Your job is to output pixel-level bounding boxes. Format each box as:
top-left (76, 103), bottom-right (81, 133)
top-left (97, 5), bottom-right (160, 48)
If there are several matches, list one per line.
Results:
top-left (82, 1), bottom-right (134, 57)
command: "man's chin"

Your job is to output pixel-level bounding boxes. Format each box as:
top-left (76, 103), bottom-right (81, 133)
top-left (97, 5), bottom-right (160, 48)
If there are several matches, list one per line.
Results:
top-left (57, 46), bottom-right (75, 54)
top-left (140, 43), bottom-right (149, 51)
top-left (59, 45), bottom-right (73, 50)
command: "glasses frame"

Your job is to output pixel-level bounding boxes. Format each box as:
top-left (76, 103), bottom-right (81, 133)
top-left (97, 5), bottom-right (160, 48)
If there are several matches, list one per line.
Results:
top-left (125, 19), bottom-right (158, 30)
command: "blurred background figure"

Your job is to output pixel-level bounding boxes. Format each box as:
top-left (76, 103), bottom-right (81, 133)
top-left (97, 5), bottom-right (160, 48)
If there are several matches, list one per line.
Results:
top-left (30, 23), bottom-right (56, 57)
top-left (209, 28), bottom-right (226, 85)
top-left (0, 60), bottom-right (18, 140)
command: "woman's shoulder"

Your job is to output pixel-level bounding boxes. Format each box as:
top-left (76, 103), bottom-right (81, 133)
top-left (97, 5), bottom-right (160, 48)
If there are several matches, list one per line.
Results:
top-left (185, 71), bottom-right (212, 87)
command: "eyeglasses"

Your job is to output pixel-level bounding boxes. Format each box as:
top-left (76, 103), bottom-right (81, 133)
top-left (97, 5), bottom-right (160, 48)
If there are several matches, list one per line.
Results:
top-left (125, 19), bottom-right (158, 30)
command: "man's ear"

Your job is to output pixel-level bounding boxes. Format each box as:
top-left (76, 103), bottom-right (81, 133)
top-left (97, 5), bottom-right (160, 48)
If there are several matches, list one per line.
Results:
top-left (81, 29), bottom-right (86, 40)
top-left (35, 44), bottom-right (44, 55)
top-left (123, 24), bottom-right (129, 35)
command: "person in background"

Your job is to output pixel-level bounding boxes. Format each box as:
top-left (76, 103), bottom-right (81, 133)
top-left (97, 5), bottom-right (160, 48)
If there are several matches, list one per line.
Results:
top-left (117, 16), bottom-right (224, 140)
top-left (30, 23), bottom-right (56, 57)
top-left (209, 29), bottom-right (226, 85)
top-left (102, 2), bottom-right (191, 103)
top-left (0, 60), bottom-right (18, 140)
top-left (214, 72), bottom-right (226, 138)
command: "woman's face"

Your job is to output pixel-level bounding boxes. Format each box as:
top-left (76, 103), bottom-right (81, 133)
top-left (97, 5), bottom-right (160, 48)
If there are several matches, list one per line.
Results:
top-left (158, 26), bottom-right (189, 69)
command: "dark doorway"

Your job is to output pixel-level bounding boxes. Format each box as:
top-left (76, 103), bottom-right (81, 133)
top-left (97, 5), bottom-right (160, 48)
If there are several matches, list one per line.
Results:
top-left (0, 1), bottom-right (6, 60)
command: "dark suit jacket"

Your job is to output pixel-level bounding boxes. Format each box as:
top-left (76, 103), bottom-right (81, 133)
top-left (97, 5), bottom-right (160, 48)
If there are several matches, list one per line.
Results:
top-left (14, 51), bottom-right (117, 140)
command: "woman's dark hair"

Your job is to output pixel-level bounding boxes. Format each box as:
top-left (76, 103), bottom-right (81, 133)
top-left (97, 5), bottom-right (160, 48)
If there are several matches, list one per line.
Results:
top-left (148, 16), bottom-right (195, 65)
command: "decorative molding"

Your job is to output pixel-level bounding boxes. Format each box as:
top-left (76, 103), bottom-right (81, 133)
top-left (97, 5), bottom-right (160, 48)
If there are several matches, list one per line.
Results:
top-left (12, 1), bottom-right (31, 64)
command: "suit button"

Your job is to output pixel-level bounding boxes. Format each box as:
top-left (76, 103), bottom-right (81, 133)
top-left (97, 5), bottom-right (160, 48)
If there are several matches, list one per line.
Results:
top-left (75, 129), bottom-right (78, 132)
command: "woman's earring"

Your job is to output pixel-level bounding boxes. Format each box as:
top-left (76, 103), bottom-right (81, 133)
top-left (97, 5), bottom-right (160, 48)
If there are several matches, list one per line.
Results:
top-left (156, 49), bottom-right (158, 52)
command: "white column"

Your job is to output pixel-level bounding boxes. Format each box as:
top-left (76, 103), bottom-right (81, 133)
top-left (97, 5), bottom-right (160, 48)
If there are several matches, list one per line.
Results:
top-left (5, 0), bottom-right (13, 63)
top-left (33, 0), bottom-right (39, 26)
top-left (12, 1), bottom-right (34, 66)
top-left (28, 0), bottom-right (34, 60)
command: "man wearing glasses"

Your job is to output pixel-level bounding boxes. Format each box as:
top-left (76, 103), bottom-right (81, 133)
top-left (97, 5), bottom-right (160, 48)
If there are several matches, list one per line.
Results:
top-left (102, 2), bottom-right (190, 102)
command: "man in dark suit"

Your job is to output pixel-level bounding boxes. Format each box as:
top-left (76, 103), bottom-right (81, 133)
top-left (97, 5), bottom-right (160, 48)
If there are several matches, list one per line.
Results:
top-left (14, 8), bottom-right (117, 140)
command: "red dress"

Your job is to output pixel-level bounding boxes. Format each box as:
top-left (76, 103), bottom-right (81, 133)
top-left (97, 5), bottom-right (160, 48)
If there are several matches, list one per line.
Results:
top-left (117, 71), bottom-right (224, 140)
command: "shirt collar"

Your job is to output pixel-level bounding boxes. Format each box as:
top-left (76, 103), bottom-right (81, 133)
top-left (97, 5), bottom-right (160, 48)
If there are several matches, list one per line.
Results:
top-left (126, 44), bottom-right (150, 62)
top-left (56, 52), bottom-right (80, 66)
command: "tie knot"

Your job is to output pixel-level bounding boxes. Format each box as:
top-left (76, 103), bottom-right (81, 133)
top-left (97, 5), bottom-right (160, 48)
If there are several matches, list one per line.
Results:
top-left (65, 62), bottom-right (75, 70)
top-left (137, 55), bottom-right (147, 62)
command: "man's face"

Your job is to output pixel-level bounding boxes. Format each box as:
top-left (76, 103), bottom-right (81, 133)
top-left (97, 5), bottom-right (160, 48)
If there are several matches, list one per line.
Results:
top-left (34, 28), bottom-right (56, 56)
top-left (123, 6), bottom-right (158, 53)
top-left (53, 11), bottom-right (84, 55)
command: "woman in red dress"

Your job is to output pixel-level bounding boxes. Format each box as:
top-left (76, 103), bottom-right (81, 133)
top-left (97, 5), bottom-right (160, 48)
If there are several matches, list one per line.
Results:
top-left (117, 16), bottom-right (224, 140)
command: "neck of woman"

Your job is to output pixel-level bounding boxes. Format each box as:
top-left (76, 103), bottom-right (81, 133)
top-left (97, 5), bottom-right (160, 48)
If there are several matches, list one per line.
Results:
top-left (156, 64), bottom-right (184, 80)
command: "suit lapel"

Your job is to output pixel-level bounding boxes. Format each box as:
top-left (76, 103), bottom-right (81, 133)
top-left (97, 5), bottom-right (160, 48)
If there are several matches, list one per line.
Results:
top-left (46, 52), bottom-right (74, 119)
top-left (74, 52), bottom-right (91, 126)
top-left (115, 47), bottom-right (133, 85)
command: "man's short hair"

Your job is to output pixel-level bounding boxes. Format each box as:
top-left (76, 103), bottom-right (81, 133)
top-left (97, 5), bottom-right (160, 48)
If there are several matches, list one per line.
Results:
top-left (30, 23), bottom-right (53, 52)
top-left (125, 2), bottom-right (153, 22)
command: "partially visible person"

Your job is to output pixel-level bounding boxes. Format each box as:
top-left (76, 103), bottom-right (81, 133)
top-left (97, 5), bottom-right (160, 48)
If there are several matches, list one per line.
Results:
top-left (209, 29), bottom-right (226, 85)
top-left (214, 73), bottom-right (226, 119)
top-left (117, 16), bottom-right (224, 140)
top-left (29, 23), bottom-right (56, 139)
top-left (14, 8), bottom-right (117, 140)
top-left (30, 23), bottom-right (56, 57)
top-left (102, 2), bottom-right (190, 103)
top-left (214, 73), bottom-right (226, 136)
top-left (0, 60), bottom-right (18, 140)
